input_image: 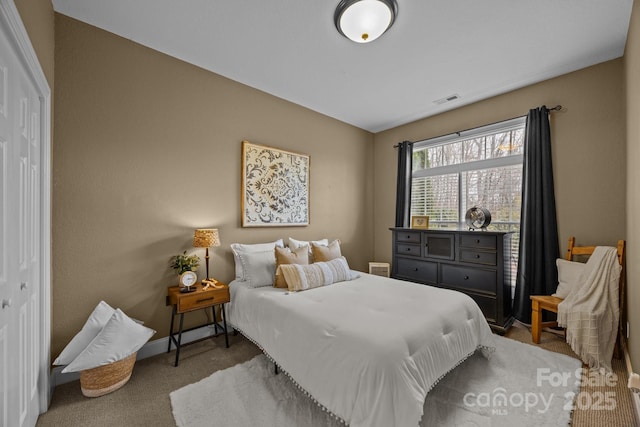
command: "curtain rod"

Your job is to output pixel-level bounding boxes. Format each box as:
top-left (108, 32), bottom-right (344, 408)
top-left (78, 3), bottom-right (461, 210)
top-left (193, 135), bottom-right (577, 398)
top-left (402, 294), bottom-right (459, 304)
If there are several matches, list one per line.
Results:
top-left (393, 105), bottom-right (563, 148)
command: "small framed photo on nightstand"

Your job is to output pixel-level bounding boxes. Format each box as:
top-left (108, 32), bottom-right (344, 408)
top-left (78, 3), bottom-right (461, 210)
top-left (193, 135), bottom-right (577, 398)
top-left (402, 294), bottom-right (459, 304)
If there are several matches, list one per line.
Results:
top-left (411, 215), bottom-right (429, 229)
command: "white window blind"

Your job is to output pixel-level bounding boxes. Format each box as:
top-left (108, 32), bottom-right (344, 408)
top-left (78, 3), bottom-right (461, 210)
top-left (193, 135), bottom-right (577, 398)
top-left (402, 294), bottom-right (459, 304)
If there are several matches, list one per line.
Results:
top-left (410, 117), bottom-right (526, 293)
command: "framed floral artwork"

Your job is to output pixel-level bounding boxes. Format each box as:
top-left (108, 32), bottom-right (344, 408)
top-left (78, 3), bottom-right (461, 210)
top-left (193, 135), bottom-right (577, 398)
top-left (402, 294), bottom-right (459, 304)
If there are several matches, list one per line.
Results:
top-left (241, 141), bottom-right (310, 227)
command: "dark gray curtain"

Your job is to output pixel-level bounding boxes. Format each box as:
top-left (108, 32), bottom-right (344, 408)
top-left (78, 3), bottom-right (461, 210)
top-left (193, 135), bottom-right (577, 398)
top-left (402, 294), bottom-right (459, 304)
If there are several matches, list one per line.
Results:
top-left (513, 106), bottom-right (560, 323)
top-left (395, 141), bottom-right (413, 228)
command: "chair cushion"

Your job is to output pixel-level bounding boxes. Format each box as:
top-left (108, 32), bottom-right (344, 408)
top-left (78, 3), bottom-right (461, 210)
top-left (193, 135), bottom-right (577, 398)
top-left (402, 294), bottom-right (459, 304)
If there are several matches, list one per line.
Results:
top-left (553, 258), bottom-right (586, 298)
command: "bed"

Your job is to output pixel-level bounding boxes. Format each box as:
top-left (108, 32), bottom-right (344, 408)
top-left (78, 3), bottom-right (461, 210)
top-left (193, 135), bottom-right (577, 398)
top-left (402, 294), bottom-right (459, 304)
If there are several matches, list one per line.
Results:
top-left (227, 271), bottom-right (495, 427)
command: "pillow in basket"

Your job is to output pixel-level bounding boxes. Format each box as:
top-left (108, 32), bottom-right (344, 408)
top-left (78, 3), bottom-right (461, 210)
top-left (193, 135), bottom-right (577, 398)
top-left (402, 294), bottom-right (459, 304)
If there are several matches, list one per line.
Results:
top-left (53, 300), bottom-right (115, 366)
top-left (62, 309), bottom-right (155, 373)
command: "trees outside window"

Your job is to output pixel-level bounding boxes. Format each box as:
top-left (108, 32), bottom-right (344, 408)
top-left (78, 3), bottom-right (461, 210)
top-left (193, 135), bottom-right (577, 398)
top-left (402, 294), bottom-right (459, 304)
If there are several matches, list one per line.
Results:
top-left (410, 117), bottom-right (525, 294)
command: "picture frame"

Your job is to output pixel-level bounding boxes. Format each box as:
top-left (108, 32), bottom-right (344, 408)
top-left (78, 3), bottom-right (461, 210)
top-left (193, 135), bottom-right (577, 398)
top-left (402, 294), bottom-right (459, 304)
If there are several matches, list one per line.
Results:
top-left (411, 215), bottom-right (429, 229)
top-left (241, 140), bottom-right (310, 227)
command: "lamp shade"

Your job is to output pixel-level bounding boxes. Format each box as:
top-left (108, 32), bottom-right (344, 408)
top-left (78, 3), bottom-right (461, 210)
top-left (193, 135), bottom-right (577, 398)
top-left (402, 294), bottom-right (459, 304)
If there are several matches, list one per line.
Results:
top-left (334, 0), bottom-right (398, 43)
top-left (193, 228), bottom-right (220, 248)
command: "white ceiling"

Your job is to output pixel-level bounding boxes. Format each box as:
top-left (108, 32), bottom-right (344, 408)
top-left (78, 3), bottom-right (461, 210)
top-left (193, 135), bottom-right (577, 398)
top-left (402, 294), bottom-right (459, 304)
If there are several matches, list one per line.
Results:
top-left (51, 0), bottom-right (633, 133)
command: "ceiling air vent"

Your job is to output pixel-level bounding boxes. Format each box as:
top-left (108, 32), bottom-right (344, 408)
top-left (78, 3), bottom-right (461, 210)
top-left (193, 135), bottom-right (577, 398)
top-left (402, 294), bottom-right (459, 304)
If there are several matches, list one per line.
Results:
top-left (434, 94), bottom-right (460, 105)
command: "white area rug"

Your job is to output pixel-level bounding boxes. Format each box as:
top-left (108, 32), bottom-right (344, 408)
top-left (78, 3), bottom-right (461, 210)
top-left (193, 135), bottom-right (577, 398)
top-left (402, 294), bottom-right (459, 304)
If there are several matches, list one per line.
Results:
top-left (171, 336), bottom-right (581, 427)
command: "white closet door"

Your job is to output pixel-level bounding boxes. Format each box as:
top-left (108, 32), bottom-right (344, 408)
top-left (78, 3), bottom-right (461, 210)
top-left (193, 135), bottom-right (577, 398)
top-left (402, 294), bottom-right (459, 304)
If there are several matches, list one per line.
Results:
top-left (0, 26), bottom-right (14, 426)
top-left (0, 18), bottom-right (41, 427)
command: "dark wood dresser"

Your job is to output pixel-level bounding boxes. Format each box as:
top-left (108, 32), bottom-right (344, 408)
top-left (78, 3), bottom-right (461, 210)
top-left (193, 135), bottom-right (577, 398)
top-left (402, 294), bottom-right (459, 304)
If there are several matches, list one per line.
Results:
top-left (390, 228), bottom-right (514, 333)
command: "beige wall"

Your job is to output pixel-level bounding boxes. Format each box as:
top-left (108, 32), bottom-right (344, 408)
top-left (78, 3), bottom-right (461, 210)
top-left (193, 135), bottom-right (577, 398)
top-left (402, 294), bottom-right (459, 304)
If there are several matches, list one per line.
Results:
top-left (374, 59), bottom-right (626, 264)
top-left (48, 7), bottom-right (636, 369)
top-left (53, 14), bottom-right (374, 357)
top-left (373, 59), bottom-right (627, 346)
top-left (15, 0), bottom-right (54, 88)
top-left (625, 0), bottom-right (640, 373)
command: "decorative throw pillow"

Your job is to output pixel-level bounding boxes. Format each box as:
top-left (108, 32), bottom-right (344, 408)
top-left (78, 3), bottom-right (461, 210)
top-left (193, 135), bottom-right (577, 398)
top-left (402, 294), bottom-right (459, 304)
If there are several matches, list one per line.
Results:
top-left (62, 309), bottom-right (156, 373)
top-left (553, 258), bottom-right (586, 298)
top-left (289, 237), bottom-right (328, 253)
top-left (237, 249), bottom-right (279, 288)
top-left (230, 239), bottom-right (284, 281)
top-left (274, 246), bottom-right (309, 288)
top-left (281, 256), bottom-right (352, 292)
top-left (311, 239), bottom-right (342, 262)
top-left (53, 300), bottom-right (115, 366)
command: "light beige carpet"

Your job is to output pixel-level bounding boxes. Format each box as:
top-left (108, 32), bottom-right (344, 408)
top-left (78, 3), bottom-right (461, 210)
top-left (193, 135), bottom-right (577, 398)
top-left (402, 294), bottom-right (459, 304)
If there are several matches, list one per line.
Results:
top-left (506, 322), bottom-right (637, 427)
top-left (37, 334), bottom-right (261, 427)
top-left (37, 323), bottom-right (638, 426)
top-left (171, 335), bottom-right (582, 426)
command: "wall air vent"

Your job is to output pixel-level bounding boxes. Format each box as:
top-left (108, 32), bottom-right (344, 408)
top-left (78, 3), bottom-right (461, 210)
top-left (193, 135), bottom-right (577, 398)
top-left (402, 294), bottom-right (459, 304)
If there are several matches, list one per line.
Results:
top-left (434, 94), bottom-right (460, 105)
top-left (369, 262), bottom-right (390, 277)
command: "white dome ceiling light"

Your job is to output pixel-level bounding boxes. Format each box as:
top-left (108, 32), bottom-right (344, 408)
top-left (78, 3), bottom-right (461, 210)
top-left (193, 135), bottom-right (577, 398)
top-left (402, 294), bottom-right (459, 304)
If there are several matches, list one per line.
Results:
top-left (334, 0), bottom-right (398, 43)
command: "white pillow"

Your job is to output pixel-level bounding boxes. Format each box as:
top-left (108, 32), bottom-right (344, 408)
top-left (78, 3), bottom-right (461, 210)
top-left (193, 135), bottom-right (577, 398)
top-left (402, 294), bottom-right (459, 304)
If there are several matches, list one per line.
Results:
top-left (53, 301), bottom-right (115, 366)
top-left (288, 238), bottom-right (329, 261)
top-left (230, 239), bottom-right (284, 281)
top-left (553, 258), bottom-right (586, 298)
top-left (237, 249), bottom-right (277, 288)
top-left (62, 309), bottom-right (155, 373)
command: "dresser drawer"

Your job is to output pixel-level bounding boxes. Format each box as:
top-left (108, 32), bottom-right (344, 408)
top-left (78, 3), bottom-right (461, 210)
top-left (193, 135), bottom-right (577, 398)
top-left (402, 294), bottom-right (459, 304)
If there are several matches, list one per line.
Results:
top-left (460, 249), bottom-right (497, 266)
top-left (396, 243), bottom-right (421, 257)
top-left (460, 234), bottom-right (497, 250)
top-left (395, 258), bottom-right (437, 284)
top-left (440, 264), bottom-right (496, 295)
top-left (177, 287), bottom-right (230, 313)
top-left (396, 231), bottom-right (421, 244)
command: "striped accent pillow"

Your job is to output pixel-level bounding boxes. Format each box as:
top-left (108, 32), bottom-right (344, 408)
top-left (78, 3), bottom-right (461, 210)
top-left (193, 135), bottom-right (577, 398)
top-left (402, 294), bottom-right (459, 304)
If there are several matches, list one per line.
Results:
top-left (280, 257), bottom-right (352, 292)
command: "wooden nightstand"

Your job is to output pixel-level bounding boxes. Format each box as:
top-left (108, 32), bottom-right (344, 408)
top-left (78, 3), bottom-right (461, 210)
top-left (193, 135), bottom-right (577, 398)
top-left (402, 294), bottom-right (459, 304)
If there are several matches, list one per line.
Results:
top-left (166, 282), bottom-right (230, 366)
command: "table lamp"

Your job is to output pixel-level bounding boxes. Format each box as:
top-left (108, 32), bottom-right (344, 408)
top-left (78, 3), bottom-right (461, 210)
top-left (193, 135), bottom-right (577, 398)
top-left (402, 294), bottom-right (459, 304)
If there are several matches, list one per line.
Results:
top-left (193, 228), bottom-right (220, 281)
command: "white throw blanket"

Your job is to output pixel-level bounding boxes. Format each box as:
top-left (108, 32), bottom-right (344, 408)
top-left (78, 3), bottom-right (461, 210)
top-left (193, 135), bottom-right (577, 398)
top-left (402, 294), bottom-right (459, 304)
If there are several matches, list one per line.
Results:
top-left (557, 246), bottom-right (621, 373)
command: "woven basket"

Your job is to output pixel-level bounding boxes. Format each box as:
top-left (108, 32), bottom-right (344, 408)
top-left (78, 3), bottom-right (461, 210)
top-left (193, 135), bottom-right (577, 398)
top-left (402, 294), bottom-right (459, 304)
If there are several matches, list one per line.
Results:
top-left (79, 352), bottom-right (137, 397)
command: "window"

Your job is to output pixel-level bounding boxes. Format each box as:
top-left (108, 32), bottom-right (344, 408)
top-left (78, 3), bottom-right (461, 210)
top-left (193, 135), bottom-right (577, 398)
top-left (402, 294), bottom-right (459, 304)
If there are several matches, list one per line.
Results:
top-left (410, 117), bottom-right (525, 293)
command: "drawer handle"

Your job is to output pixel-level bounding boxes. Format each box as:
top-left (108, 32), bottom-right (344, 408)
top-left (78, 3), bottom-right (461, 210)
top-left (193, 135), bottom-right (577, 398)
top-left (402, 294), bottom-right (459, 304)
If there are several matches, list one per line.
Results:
top-left (406, 235), bottom-right (411, 239)
top-left (414, 268), bottom-right (419, 272)
top-left (476, 239), bottom-right (480, 244)
top-left (406, 248), bottom-right (412, 251)
top-left (196, 297), bottom-right (215, 303)
top-left (464, 275), bottom-right (469, 280)
top-left (475, 254), bottom-right (481, 259)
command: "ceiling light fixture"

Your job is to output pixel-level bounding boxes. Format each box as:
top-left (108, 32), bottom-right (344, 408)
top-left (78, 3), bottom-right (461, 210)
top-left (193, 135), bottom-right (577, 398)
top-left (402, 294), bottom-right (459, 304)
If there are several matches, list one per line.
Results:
top-left (334, 0), bottom-right (398, 43)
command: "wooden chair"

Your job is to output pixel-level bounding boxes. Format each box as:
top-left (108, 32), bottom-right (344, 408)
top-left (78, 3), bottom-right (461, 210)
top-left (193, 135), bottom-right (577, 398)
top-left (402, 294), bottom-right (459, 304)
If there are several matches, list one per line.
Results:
top-left (530, 236), bottom-right (625, 358)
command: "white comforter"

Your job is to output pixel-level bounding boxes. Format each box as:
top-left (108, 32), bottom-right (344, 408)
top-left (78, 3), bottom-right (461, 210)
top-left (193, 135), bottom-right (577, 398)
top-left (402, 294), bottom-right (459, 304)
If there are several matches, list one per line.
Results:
top-left (227, 273), bottom-right (495, 427)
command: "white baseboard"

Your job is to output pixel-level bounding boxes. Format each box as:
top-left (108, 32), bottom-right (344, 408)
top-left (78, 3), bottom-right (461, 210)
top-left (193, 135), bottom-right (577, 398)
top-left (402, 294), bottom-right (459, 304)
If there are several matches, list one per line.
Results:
top-left (632, 390), bottom-right (640, 425)
top-left (50, 323), bottom-right (226, 389)
top-left (623, 341), bottom-right (640, 423)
